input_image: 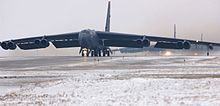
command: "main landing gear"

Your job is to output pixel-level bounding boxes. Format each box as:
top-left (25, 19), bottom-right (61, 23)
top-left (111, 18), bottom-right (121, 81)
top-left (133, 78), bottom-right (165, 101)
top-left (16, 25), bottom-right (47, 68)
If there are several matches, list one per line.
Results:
top-left (81, 48), bottom-right (111, 57)
top-left (90, 49), bottom-right (111, 57)
top-left (81, 48), bottom-right (89, 57)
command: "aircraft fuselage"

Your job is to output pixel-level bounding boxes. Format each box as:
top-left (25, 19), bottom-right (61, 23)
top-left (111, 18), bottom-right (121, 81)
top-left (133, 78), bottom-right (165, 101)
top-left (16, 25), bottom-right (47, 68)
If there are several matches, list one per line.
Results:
top-left (78, 29), bottom-right (109, 56)
top-left (78, 29), bottom-right (101, 50)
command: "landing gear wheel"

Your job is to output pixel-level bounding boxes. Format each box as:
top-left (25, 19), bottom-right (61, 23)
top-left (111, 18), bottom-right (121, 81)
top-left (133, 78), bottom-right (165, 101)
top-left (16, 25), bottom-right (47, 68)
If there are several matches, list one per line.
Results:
top-left (98, 51), bottom-right (102, 57)
top-left (82, 52), bottom-right (85, 57)
top-left (81, 49), bottom-right (89, 57)
top-left (86, 52), bottom-right (89, 57)
top-left (94, 50), bottom-right (98, 57)
top-left (103, 52), bottom-right (106, 57)
top-left (91, 51), bottom-right (94, 57)
top-left (107, 51), bottom-right (110, 57)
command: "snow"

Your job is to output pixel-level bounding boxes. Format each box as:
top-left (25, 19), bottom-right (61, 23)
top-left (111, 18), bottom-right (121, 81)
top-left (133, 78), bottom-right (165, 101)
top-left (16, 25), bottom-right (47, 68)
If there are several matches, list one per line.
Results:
top-left (0, 56), bottom-right (220, 105)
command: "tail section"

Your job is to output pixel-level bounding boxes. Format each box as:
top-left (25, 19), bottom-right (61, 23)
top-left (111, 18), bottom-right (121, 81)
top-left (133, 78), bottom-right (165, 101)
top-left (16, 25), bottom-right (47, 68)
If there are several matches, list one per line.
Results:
top-left (105, 1), bottom-right (111, 32)
top-left (174, 24), bottom-right (176, 39)
top-left (201, 33), bottom-right (203, 41)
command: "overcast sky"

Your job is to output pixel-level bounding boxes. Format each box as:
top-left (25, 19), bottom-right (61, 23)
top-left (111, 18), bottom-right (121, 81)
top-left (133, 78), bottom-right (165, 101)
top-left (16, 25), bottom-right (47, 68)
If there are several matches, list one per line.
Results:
top-left (0, 0), bottom-right (220, 55)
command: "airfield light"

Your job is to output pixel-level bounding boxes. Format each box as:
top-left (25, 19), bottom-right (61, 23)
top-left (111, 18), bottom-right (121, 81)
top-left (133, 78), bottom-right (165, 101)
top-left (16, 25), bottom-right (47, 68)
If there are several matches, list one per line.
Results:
top-left (83, 50), bottom-right (87, 55)
top-left (82, 48), bottom-right (88, 57)
top-left (164, 51), bottom-right (172, 56)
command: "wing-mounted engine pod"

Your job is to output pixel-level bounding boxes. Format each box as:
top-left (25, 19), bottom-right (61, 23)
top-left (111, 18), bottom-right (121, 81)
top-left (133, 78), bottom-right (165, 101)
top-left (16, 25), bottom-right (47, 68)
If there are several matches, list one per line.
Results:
top-left (209, 44), bottom-right (214, 50)
top-left (41, 39), bottom-right (50, 47)
top-left (136, 39), bottom-right (150, 47)
top-left (136, 39), bottom-right (142, 45)
top-left (34, 39), bottom-right (50, 48)
top-left (142, 39), bottom-right (150, 47)
top-left (8, 41), bottom-right (17, 50)
top-left (1, 42), bottom-right (9, 50)
top-left (34, 39), bottom-right (41, 45)
top-left (183, 41), bottom-right (191, 49)
top-left (1, 41), bottom-right (17, 50)
top-left (177, 41), bottom-right (184, 49)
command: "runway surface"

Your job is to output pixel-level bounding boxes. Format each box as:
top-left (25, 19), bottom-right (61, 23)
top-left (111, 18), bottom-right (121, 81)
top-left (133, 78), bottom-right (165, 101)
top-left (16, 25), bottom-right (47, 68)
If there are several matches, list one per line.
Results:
top-left (0, 56), bottom-right (220, 105)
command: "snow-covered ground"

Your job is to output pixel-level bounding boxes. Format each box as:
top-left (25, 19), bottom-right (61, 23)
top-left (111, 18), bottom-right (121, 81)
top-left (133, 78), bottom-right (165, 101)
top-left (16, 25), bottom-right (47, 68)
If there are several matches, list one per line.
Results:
top-left (0, 56), bottom-right (220, 105)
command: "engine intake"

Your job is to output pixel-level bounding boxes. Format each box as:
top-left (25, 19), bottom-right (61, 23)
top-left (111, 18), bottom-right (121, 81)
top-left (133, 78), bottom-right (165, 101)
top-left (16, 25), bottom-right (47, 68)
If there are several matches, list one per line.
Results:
top-left (41, 39), bottom-right (50, 47)
top-left (155, 41), bottom-right (191, 49)
top-left (209, 44), bottom-right (214, 50)
top-left (183, 41), bottom-right (191, 49)
top-left (1, 41), bottom-right (17, 50)
top-left (34, 39), bottom-right (50, 48)
top-left (1, 42), bottom-right (9, 50)
top-left (136, 39), bottom-right (150, 47)
top-left (34, 39), bottom-right (41, 45)
top-left (177, 41), bottom-right (183, 49)
top-left (142, 39), bottom-right (150, 47)
top-left (8, 41), bottom-right (17, 50)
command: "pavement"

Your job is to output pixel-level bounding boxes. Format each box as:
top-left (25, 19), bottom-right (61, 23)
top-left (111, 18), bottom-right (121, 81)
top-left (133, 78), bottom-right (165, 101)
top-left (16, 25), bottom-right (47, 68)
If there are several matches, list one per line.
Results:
top-left (0, 56), bottom-right (220, 105)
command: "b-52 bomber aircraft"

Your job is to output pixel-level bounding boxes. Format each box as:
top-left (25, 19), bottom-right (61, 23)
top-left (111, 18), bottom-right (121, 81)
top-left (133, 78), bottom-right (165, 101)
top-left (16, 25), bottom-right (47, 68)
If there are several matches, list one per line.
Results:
top-left (1, 1), bottom-right (220, 56)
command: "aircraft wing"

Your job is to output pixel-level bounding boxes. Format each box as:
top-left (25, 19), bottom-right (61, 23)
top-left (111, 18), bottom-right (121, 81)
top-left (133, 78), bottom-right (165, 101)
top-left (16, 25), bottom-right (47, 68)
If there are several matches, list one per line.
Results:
top-left (96, 31), bottom-right (220, 49)
top-left (1, 32), bottom-right (80, 50)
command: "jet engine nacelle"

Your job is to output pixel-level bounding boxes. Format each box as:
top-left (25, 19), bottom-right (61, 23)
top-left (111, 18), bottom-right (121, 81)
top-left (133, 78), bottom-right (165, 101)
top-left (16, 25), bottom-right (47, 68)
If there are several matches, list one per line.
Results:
top-left (34, 39), bottom-right (41, 45)
top-left (1, 42), bottom-right (9, 50)
top-left (183, 41), bottom-right (191, 49)
top-left (155, 41), bottom-right (191, 49)
top-left (209, 44), bottom-right (214, 50)
top-left (176, 41), bottom-right (191, 49)
top-left (136, 39), bottom-right (150, 47)
top-left (137, 39), bottom-right (142, 45)
top-left (8, 41), bottom-right (17, 50)
top-left (177, 41), bottom-right (183, 49)
top-left (1, 41), bottom-right (17, 50)
top-left (142, 39), bottom-right (150, 47)
top-left (34, 39), bottom-right (50, 48)
top-left (41, 39), bottom-right (50, 47)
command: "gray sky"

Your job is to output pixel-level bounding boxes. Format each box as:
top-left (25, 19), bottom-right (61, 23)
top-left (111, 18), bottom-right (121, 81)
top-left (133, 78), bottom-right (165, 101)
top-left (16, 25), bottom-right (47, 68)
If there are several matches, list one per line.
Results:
top-left (0, 0), bottom-right (220, 55)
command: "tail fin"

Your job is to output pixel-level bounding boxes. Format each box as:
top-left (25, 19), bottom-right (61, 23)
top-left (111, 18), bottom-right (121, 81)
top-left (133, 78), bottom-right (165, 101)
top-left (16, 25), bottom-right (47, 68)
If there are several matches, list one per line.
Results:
top-left (201, 33), bottom-right (203, 41)
top-left (105, 1), bottom-right (111, 32)
top-left (174, 24), bottom-right (176, 39)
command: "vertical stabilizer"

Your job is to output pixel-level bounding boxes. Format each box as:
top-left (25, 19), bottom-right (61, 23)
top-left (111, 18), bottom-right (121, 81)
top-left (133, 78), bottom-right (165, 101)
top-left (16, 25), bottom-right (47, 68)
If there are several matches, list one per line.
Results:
top-left (174, 24), bottom-right (176, 39)
top-left (105, 1), bottom-right (111, 32)
top-left (201, 33), bottom-right (203, 41)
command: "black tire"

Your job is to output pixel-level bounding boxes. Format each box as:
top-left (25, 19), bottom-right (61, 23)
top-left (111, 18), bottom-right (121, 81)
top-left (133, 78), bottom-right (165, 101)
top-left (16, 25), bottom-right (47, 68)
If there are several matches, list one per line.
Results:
top-left (82, 51), bottom-right (85, 57)
top-left (86, 52), bottom-right (89, 57)
top-left (94, 51), bottom-right (98, 57)
top-left (107, 51), bottom-right (110, 57)
top-left (207, 52), bottom-right (209, 56)
top-left (98, 51), bottom-right (102, 57)
top-left (91, 51), bottom-right (94, 57)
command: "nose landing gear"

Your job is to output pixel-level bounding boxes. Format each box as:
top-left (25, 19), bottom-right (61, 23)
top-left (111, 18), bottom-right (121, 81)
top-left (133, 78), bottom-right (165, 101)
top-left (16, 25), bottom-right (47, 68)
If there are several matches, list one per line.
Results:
top-left (103, 49), bottom-right (110, 57)
top-left (81, 48), bottom-right (89, 57)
